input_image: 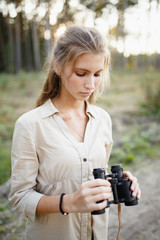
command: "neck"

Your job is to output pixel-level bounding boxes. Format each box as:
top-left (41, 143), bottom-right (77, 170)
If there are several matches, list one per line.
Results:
top-left (52, 96), bottom-right (86, 117)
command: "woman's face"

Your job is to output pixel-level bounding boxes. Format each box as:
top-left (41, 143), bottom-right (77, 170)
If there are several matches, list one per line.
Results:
top-left (59, 52), bottom-right (104, 101)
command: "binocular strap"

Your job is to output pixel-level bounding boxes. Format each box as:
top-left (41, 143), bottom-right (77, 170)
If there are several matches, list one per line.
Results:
top-left (117, 203), bottom-right (122, 240)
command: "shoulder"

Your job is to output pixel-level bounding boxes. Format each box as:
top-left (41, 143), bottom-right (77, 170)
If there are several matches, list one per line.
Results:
top-left (90, 104), bottom-right (113, 142)
top-left (88, 104), bottom-right (112, 126)
top-left (15, 106), bottom-right (42, 129)
top-left (15, 99), bottom-right (56, 128)
top-left (93, 105), bottom-right (111, 119)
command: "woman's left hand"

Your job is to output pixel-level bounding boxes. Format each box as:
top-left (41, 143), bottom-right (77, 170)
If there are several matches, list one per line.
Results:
top-left (123, 171), bottom-right (141, 200)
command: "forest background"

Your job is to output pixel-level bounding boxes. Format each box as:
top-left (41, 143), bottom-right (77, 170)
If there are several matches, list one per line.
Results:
top-left (0, 0), bottom-right (160, 239)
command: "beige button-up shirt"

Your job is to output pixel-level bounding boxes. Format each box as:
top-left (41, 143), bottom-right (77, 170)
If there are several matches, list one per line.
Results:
top-left (9, 99), bottom-right (113, 240)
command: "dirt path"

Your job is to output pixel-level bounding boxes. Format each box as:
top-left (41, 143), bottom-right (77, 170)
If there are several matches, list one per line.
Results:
top-left (108, 158), bottom-right (160, 240)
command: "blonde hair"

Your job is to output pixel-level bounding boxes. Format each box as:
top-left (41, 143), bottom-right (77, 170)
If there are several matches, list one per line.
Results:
top-left (36, 25), bottom-right (110, 107)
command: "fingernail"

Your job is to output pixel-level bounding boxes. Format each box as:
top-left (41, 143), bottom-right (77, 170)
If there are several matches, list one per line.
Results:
top-left (132, 192), bottom-right (136, 197)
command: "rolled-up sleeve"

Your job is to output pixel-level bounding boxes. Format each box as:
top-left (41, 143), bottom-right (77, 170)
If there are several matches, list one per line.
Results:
top-left (9, 118), bottom-right (44, 222)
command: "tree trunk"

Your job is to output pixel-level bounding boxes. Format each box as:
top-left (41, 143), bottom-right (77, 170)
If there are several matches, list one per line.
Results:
top-left (24, 22), bottom-right (33, 71)
top-left (15, 12), bottom-right (22, 73)
top-left (121, 0), bottom-right (128, 69)
top-left (0, 13), bottom-right (7, 72)
top-left (155, 54), bottom-right (160, 69)
top-left (146, 0), bottom-right (152, 69)
top-left (7, 17), bottom-right (14, 72)
top-left (137, 54), bottom-right (143, 69)
top-left (44, 17), bottom-right (52, 57)
top-left (154, 0), bottom-right (160, 69)
top-left (32, 20), bottom-right (41, 71)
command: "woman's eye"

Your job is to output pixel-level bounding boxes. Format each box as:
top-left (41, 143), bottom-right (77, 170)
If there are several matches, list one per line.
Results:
top-left (94, 74), bottom-right (101, 77)
top-left (75, 72), bottom-right (101, 77)
top-left (76, 73), bottom-right (85, 77)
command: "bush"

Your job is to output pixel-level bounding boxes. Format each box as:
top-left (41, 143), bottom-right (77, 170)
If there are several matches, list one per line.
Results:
top-left (140, 74), bottom-right (160, 119)
top-left (109, 127), bottom-right (160, 168)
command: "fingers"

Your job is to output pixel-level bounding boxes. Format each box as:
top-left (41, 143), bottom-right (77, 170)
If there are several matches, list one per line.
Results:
top-left (137, 189), bottom-right (141, 200)
top-left (80, 180), bottom-right (112, 199)
top-left (90, 186), bottom-right (112, 195)
top-left (91, 192), bottom-right (112, 203)
top-left (123, 171), bottom-right (134, 181)
top-left (92, 199), bottom-right (108, 212)
top-left (83, 179), bottom-right (111, 188)
top-left (123, 171), bottom-right (141, 200)
top-left (72, 179), bottom-right (112, 213)
top-left (131, 180), bottom-right (138, 197)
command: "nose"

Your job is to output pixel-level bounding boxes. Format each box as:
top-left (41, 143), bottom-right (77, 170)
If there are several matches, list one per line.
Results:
top-left (84, 76), bottom-right (95, 90)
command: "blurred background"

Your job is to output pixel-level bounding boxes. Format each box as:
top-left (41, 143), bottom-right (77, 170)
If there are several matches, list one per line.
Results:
top-left (0, 0), bottom-right (160, 239)
top-left (1, 0), bottom-right (160, 72)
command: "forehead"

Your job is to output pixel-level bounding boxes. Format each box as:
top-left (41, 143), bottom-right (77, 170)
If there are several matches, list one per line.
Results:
top-left (62, 52), bottom-right (104, 76)
top-left (74, 52), bottom-right (104, 69)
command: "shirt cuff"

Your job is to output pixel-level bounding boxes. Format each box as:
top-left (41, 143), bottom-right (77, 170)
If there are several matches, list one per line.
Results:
top-left (25, 191), bottom-right (44, 222)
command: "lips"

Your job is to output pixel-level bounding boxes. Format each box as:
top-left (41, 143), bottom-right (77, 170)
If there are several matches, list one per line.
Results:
top-left (80, 92), bottom-right (92, 97)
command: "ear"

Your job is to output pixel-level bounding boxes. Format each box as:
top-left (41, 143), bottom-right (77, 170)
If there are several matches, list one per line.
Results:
top-left (54, 64), bottom-right (61, 76)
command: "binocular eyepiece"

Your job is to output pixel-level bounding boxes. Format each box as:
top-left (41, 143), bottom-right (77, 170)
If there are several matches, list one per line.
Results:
top-left (92, 164), bottom-right (138, 215)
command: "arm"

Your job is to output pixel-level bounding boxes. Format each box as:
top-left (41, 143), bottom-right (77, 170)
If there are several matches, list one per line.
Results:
top-left (9, 118), bottom-right (44, 221)
top-left (36, 179), bottom-right (112, 214)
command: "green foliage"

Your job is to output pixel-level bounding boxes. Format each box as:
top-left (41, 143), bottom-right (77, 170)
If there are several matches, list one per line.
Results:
top-left (0, 73), bottom-right (14, 90)
top-left (0, 122), bottom-right (13, 184)
top-left (0, 145), bottom-right (11, 184)
top-left (0, 196), bottom-right (26, 239)
top-left (96, 94), bottom-right (113, 109)
top-left (110, 126), bottom-right (160, 168)
top-left (0, 71), bottom-right (44, 184)
top-left (140, 72), bottom-right (160, 119)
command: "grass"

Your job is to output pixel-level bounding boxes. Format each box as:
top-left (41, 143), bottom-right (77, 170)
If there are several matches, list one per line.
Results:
top-left (0, 69), bottom-right (160, 184)
top-left (0, 145), bottom-right (11, 183)
top-left (109, 125), bottom-right (160, 170)
top-left (140, 73), bottom-right (160, 119)
top-left (0, 71), bottom-right (44, 184)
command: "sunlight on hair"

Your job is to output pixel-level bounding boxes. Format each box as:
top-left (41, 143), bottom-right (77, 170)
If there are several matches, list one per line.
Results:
top-left (54, 24), bottom-right (67, 38)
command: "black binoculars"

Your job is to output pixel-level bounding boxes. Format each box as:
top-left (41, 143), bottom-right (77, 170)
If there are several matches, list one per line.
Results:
top-left (92, 164), bottom-right (138, 215)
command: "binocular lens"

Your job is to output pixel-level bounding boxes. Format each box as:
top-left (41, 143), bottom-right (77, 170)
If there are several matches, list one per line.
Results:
top-left (93, 168), bottom-right (105, 179)
top-left (111, 164), bottom-right (123, 173)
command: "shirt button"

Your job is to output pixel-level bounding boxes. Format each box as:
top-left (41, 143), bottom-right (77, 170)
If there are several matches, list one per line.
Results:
top-left (83, 158), bottom-right (87, 162)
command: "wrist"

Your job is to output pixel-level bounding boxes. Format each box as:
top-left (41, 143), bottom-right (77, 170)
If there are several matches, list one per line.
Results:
top-left (59, 193), bottom-right (69, 215)
top-left (62, 193), bottom-right (77, 213)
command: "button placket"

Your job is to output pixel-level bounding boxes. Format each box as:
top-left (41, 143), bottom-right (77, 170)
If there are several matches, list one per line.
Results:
top-left (82, 156), bottom-right (89, 182)
top-left (80, 143), bottom-right (89, 239)
top-left (81, 166), bottom-right (89, 239)
top-left (81, 213), bottom-right (88, 240)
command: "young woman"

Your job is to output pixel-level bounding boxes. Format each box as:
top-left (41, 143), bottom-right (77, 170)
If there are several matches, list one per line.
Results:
top-left (9, 25), bottom-right (141, 240)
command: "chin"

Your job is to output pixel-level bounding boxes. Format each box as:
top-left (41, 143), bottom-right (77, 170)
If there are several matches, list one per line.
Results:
top-left (72, 93), bottom-right (91, 101)
top-left (79, 96), bottom-right (90, 101)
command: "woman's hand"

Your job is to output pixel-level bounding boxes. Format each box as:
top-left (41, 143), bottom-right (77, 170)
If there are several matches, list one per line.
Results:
top-left (63, 179), bottom-right (112, 213)
top-left (123, 171), bottom-right (141, 200)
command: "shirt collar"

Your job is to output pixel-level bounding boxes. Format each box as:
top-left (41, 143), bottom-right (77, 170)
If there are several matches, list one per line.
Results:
top-left (39, 99), bottom-right (96, 119)
top-left (85, 101), bottom-right (96, 118)
top-left (39, 99), bottom-right (59, 118)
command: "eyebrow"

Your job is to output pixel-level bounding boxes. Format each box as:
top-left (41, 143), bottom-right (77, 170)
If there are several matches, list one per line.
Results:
top-left (74, 68), bottom-right (103, 72)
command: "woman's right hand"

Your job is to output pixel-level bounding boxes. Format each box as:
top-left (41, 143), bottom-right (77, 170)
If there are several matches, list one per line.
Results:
top-left (63, 179), bottom-right (112, 213)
